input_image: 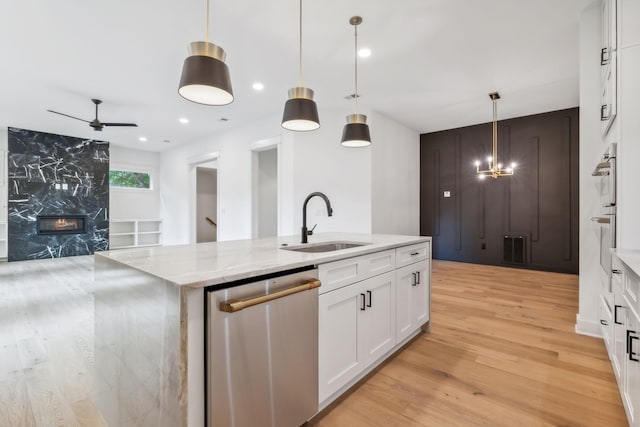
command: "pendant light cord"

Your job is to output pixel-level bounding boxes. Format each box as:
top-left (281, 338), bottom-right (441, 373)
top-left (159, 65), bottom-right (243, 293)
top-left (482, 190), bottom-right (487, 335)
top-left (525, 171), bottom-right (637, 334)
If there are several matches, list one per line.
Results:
top-left (206, 0), bottom-right (210, 43)
top-left (354, 23), bottom-right (359, 115)
top-left (492, 97), bottom-right (497, 168)
top-left (298, 0), bottom-right (303, 87)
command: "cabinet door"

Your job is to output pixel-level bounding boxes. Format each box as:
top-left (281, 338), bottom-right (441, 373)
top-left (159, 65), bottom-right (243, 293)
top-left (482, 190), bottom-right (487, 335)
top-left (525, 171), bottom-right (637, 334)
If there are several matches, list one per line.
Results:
top-left (359, 272), bottom-right (396, 366)
top-left (613, 280), bottom-right (627, 384)
top-left (600, 295), bottom-right (614, 356)
top-left (395, 261), bottom-right (430, 343)
top-left (624, 308), bottom-right (640, 426)
top-left (318, 282), bottom-right (365, 403)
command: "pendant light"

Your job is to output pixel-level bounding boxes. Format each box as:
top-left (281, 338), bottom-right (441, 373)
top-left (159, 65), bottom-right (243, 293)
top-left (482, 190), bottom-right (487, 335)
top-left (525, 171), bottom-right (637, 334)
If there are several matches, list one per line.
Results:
top-left (281, 0), bottom-right (320, 131)
top-left (474, 92), bottom-right (516, 179)
top-left (341, 16), bottom-right (371, 147)
top-left (178, 0), bottom-right (234, 106)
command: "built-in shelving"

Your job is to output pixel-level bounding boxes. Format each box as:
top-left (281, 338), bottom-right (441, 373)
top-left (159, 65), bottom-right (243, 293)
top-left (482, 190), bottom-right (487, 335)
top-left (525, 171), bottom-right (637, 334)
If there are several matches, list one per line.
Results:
top-left (0, 222), bottom-right (7, 259)
top-left (109, 219), bottom-right (162, 250)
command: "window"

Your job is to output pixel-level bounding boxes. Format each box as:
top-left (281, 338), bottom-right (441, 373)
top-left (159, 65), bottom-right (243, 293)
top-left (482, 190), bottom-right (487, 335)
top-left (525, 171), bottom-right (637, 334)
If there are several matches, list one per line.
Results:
top-left (109, 170), bottom-right (151, 189)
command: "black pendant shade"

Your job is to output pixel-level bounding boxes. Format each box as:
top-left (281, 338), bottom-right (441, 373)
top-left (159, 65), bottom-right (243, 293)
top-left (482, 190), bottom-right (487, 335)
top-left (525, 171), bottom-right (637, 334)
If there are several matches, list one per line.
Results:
top-left (341, 114), bottom-right (371, 147)
top-left (341, 16), bottom-right (371, 147)
top-left (282, 87), bottom-right (320, 131)
top-left (179, 41), bottom-right (234, 106)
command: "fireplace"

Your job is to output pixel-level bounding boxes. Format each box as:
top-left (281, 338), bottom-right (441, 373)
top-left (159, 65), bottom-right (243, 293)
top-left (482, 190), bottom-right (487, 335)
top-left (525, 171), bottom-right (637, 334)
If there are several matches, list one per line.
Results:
top-left (37, 215), bottom-right (87, 235)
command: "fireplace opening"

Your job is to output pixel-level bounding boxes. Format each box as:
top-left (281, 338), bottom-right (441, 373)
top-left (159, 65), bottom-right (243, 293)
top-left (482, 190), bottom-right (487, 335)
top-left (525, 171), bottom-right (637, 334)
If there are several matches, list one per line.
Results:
top-left (37, 215), bottom-right (87, 235)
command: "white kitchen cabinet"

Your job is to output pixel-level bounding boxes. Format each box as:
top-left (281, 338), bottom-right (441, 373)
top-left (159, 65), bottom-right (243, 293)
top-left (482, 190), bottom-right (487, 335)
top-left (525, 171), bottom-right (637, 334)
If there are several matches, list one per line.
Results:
top-left (318, 249), bottom-right (395, 294)
top-left (600, 0), bottom-right (618, 135)
top-left (613, 271), bottom-right (627, 383)
top-left (396, 260), bottom-right (430, 344)
top-left (600, 295), bottom-right (614, 355)
top-left (318, 271), bottom-right (395, 403)
top-left (623, 305), bottom-right (640, 426)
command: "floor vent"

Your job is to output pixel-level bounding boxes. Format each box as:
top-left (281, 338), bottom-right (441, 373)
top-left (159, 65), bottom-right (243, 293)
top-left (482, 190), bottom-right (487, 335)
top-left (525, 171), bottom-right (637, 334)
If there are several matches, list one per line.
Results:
top-left (503, 235), bottom-right (526, 264)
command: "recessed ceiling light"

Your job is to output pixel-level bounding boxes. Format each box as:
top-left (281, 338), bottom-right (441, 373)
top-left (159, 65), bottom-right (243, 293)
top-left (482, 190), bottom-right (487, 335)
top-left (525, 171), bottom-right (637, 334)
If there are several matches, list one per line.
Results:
top-left (138, 137), bottom-right (148, 142)
top-left (358, 48), bottom-right (372, 58)
top-left (179, 117), bottom-right (189, 124)
top-left (252, 82), bottom-right (264, 91)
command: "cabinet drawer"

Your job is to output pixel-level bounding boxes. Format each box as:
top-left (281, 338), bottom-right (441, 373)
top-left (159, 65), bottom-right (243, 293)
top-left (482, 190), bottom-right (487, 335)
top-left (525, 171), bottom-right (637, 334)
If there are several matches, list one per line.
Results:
top-left (319, 250), bottom-right (395, 294)
top-left (625, 268), bottom-right (640, 307)
top-left (395, 242), bottom-right (429, 268)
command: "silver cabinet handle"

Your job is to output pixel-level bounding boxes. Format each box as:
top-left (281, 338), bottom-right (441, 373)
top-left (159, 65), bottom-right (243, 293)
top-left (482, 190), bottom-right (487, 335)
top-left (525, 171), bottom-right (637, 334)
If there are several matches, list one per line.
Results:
top-left (612, 269), bottom-right (622, 275)
top-left (416, 271), bottom-right (421, 285)
top-left (219, 279), bottom-right (321, 313)
top-left (410, 251), bottom-right (420, 256)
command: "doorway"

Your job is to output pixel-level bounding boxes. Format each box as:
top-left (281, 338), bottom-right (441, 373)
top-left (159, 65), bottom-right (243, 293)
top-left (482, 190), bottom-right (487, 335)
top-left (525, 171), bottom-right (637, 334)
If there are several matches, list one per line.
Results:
top-left (252, 147), bottom-right (278, 238)
top-left (196, 161), bottom-right (218, 243)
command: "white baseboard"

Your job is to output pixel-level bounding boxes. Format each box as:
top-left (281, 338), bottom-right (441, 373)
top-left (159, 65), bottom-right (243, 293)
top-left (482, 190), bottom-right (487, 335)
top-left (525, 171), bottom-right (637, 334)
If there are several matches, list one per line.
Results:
top-left (575, 315), bottom-right (602, 338)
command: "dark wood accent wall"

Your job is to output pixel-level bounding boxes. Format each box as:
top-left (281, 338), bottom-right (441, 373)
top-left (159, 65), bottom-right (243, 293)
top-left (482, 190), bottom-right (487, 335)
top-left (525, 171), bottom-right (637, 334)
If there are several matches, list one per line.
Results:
top-left (420, 108), bottom-right (579, 274)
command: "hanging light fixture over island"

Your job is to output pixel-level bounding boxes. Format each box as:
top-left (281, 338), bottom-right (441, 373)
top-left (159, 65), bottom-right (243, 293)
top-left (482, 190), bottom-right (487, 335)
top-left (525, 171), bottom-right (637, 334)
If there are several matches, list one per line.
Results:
top-left (281, 0), bottom-right (320, 131)
top-left (178, 0), bottom-right (234, 106)
top-left (475, 92), bottom-right (515, 179)
top-left (341, 16), bottom-right (371, 148)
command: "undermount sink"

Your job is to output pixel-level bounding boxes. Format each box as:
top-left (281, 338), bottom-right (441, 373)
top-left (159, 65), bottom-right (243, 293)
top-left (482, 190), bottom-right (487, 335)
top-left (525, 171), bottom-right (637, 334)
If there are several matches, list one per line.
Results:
top-left (281, 241), bottom-right (370, 253)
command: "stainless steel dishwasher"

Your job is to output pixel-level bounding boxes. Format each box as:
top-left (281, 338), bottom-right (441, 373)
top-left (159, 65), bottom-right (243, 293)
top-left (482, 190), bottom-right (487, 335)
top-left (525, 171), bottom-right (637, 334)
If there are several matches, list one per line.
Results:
top-left (206, 266), bottom-right (319, 427)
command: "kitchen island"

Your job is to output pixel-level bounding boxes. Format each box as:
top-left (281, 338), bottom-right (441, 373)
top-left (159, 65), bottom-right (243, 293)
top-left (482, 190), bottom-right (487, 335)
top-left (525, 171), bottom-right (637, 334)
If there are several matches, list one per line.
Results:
top-left (94, 233), bottom-right (431, 426)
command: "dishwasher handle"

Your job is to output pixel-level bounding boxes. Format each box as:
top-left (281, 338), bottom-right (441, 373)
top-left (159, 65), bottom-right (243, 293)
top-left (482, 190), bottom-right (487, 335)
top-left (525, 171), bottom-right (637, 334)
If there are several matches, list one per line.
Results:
top-left (219, 279), bottom-right (321, 313)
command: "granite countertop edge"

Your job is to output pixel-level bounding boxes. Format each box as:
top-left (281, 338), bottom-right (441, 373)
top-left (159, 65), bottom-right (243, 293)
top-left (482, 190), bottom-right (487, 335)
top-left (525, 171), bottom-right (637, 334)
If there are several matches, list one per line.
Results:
top-left (95, 233), bottom-right (431, 289)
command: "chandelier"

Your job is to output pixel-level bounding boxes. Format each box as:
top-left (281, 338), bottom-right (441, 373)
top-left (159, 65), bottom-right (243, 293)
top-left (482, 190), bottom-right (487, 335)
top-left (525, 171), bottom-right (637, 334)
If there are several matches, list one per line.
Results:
top-left (475, 92), bottom-right (516, 179)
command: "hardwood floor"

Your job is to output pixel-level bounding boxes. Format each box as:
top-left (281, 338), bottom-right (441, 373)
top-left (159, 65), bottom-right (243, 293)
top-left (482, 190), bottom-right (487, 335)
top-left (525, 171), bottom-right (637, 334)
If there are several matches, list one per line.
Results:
top-left (315, 260), bottom-right (627, 427)
top-left (0, 257), bottom-right (627, 426)
top-left (0, 256), bottom-right (106, 427)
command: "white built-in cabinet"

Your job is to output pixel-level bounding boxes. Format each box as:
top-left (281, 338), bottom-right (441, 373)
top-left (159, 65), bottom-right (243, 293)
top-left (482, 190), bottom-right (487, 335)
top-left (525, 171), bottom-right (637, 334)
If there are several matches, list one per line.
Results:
top-left (318, 242), bottom-right (430, 407)
top-left (395, 243), bottom-right (430, 343)
top-left (600, 0), bottom-right (617, 135)
top-left (109, 219), bottom-right (162, 249)
top-left (602, 253), bottom-right (640, 426)
top-left (0, 149), bottom-right (7, 259)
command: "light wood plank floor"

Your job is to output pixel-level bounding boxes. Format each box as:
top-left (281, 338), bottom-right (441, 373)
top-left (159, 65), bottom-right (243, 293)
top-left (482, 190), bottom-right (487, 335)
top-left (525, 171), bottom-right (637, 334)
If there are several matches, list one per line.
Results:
top-left (0, 257), bottom-right (628, 426)
top-left (315, 260), bottom-right (627, 426)
top-left (0, 256), bottom-right (106, 427)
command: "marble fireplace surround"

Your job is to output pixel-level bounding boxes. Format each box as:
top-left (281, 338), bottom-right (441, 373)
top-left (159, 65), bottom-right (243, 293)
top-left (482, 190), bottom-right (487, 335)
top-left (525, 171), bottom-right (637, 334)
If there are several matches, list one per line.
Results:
top-left (7, 127), bottom-right (109, 261)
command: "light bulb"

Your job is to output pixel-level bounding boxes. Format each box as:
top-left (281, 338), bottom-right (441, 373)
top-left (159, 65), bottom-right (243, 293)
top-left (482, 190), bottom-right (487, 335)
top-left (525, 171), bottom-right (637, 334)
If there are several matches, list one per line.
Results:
top-left (511, 162), bottom-right (517, 169)
top-left (474, 160), bottom-right (481, 167)
top-left (497, 163), bottom-right (502, 169)
top-left (506, 167), bottom-right (513, 173)
top-left (479, 174), bottom-right (486, 180)
top-left (486, 156), bottom-right (493, 163)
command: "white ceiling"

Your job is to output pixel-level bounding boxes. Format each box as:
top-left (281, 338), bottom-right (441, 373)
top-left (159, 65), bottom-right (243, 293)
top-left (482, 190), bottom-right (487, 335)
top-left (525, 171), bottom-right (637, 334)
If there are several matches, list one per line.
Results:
top-left (0, 0), bottom-right (591, 152)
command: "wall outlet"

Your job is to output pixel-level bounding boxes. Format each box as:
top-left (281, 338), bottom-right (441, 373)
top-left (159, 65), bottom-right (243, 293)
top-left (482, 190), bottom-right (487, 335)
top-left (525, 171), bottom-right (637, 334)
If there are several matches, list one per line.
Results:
top-left (481, 243), bottom-right (486, 250)
top-left (443, 191), bottom-right (451, 198)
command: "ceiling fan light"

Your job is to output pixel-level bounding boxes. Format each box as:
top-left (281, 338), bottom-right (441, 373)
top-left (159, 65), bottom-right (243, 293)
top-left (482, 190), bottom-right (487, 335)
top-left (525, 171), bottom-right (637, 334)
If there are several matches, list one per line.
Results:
top-left (179, 41), bottom-right (234, 106)
top-left (282, 87), bottom-right (320, 131)
top-left (341, 114), bottom-right (371, 147)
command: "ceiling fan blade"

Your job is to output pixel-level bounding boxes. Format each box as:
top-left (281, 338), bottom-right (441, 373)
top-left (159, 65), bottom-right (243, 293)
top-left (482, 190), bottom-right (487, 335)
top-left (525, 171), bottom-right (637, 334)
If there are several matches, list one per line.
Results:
top-left (47, 110), bottom-right (91, 123)
top-left (102, 123), bottom-right (138, 127)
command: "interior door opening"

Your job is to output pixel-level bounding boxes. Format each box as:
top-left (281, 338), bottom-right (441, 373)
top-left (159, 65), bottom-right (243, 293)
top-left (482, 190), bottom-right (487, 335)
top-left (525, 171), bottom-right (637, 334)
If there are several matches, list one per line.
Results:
top-left (252, 147), bottom-right (278, 238)
top-left (196, 162), bottom-right (218, 243)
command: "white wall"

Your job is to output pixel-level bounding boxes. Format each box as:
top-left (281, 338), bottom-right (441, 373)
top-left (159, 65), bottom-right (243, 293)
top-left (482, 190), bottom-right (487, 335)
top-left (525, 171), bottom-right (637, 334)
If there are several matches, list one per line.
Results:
top-left (159, 115), bottom-right (283, 245)
top-left (158, 109), bottom-right (419, 245)
top-left (290, 110), bottom-right (372, 237)
top-left (577, 2), bottom-right (606, 336)
top-left (617, 0), bottom-right (640, 249)
top-left (370, 112), bottom-right (420, 236)
top-left (109, 145), bottom-right (161, 220)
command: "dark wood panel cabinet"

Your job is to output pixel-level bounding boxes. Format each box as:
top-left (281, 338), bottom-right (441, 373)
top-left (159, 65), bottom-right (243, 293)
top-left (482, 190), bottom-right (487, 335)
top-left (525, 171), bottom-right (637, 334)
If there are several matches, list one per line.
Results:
top-left (420, 108), bottom-right (579, 274)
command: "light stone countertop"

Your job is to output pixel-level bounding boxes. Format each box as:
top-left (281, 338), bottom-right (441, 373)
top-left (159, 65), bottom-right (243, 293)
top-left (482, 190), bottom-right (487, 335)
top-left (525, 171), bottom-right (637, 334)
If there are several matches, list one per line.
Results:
top-left (95, 232), bottom-right (431, 288)
top-left (612, 248), bottom-right (640, 278)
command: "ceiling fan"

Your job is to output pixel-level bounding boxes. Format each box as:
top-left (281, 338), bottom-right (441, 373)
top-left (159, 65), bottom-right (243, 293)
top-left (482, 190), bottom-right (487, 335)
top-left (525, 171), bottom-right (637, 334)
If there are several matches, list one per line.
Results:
top-left (47, 99), bottom-right (138, 131)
